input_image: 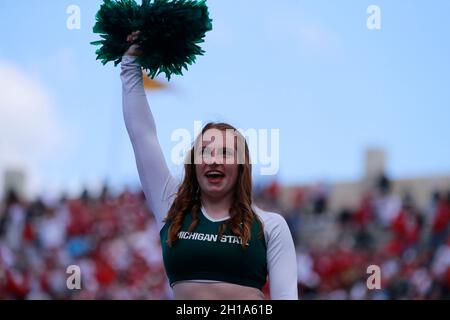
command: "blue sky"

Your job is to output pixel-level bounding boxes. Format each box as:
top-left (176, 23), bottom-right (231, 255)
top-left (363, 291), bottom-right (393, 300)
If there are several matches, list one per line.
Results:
top-left (1, 0), bottom-right (450, 198)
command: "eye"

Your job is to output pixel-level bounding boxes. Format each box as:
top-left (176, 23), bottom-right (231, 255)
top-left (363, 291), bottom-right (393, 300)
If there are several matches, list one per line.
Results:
top-left (202, 146), bottom-right (212, 156)
top-left (222, 148), bottom-right (234, 157)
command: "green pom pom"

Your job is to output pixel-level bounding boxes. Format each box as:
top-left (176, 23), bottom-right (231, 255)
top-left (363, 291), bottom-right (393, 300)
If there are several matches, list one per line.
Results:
top-left (91, 0), bottom-right (213, 80)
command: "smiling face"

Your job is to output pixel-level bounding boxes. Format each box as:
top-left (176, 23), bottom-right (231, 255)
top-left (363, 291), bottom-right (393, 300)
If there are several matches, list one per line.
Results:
top-left (166, 122), bottom-right (254, 248)
top-left (195, 128), bottom-right (240, 200)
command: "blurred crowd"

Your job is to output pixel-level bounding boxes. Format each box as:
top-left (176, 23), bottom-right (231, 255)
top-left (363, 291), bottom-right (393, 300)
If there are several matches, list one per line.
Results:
top-left (256, 174), bottom-right (450, 299)
top-left (1, 173), bottom-right (450, 300)
top-left (0, 187), bottom-right (169, 299)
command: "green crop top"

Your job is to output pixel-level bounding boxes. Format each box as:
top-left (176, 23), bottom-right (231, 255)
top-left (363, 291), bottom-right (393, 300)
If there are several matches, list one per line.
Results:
top-left (160, 209), bottom-right (268, 291)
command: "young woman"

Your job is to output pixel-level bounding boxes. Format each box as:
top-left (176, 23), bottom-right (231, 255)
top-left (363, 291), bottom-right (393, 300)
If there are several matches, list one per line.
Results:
top-left (121, 32), bottom-right (298, 300)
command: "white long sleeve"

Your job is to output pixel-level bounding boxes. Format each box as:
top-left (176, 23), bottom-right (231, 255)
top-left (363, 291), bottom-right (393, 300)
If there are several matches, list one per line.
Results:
top-left (121, 55), bottom-right (178, 230)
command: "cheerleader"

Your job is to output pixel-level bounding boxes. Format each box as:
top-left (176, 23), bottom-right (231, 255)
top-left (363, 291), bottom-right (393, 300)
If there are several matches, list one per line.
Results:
top-left (121, 32), bottom-right (298, 300)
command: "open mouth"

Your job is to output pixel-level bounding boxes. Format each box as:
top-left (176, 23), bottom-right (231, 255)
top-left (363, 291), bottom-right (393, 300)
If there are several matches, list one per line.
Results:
top-left (205, 170), bottom-right (225, 183)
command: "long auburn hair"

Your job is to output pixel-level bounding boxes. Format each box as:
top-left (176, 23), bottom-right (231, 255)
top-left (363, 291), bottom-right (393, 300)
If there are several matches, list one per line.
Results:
top-left (164, 122), bottom-right (264, 249)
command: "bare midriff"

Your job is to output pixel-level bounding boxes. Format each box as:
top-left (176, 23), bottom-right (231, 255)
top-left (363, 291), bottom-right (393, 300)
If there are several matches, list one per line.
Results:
top-left (172, 281), bottom-right (265, 300)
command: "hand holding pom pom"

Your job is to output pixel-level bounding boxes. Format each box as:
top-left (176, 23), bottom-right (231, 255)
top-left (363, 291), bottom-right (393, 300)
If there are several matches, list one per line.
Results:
top-left (124, 31), bottom-right (143, 56)
top-left (91, 0), bottom-right (213, 80)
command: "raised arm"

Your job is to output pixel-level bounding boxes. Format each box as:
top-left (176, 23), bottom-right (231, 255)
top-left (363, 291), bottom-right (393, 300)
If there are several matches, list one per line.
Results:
top-left (121, 39), bottom-right (178, 230)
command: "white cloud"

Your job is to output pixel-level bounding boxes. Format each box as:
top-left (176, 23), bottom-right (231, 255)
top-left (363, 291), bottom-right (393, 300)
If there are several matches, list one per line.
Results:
top-left (0, 59), bottom-right (73, 199)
